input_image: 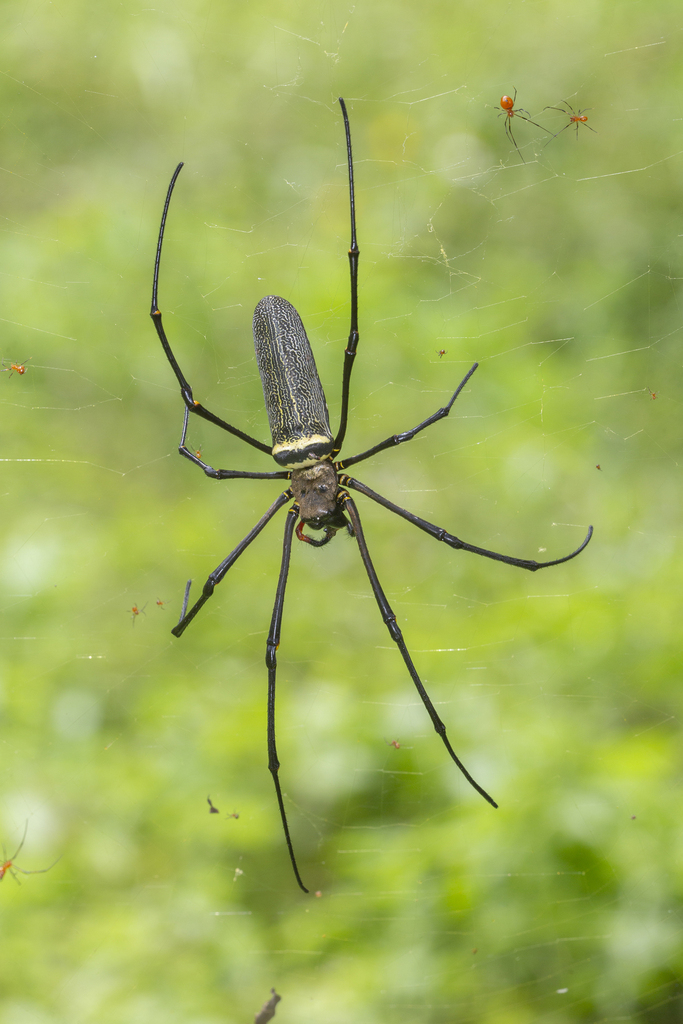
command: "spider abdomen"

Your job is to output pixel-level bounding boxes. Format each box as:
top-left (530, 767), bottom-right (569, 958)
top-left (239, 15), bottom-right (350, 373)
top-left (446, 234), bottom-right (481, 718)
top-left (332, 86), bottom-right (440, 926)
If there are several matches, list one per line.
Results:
top-left (253, 295), bottom-right (333, 469)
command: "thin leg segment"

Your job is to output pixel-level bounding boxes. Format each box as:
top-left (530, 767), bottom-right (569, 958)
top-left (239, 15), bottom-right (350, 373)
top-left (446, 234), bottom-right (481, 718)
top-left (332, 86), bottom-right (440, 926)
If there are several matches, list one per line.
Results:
top-left (7, 821), bottom-right (28, 863)
top-left (338, 363), bottom-right (478, 470)
top-left (514, 111), bottom-right (552, 134)
top-left (265, 505), bottom-right (309, 893)
top-left (501, 111), bottom-right (551, 163)
top-left (13, 856), bottom-right (62, 877)
top-left (172, 490), bottom-right (292, 637)
top-left (332, 97), bottom-right (360, 458)
top-left (150, 162), bottom-right (271, 457)
top-left (342, 494), bottom-right (498, 809)
top-left (177, 408), bottom-right (289, 482)
top-left (342, 476), bottom-right (593, 571)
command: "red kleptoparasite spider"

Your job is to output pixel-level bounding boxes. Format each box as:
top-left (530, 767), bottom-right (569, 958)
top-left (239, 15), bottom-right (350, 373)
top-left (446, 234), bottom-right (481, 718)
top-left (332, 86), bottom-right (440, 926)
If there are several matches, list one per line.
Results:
top-left (544, 101), bottom-right (596, 142)
top-left (130, 602), bottom-right (147, 624)
top-left (498, 90), bottom-right (551, 160)
top-left (0, 823), bottom-right (60, 883)
top-left (1, 358), bottom-right (29, 377)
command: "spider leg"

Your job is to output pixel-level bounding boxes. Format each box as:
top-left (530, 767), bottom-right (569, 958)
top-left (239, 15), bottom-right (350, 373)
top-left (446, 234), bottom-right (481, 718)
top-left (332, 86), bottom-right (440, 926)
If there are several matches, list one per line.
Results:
top-left (13, 855), bottom-right (62, 876)
top-left (6, 821), bottom-right (28, 864)
top-left (332, 97), bottom-right (361, 458)
top-left (341, 475), bottom-right (593, 571)
top-left (176, 408), bottom-right (289, 481)
top-left (504, 117), bottom-right (525, 163)
top-left (514, 113), bottom-right (554, 136)
top-left (172, 490), bottom-right (292, 637)
top-left (341, 494), bottom-right (497, 807)
top-left (151, 162), bottom-right (271, 458)
top-left (337, 363), bottom-right (478, 470)
top-left (543, 121), bottom-right (573, 148)
top-left (265, 505), bottom-right (310, 893)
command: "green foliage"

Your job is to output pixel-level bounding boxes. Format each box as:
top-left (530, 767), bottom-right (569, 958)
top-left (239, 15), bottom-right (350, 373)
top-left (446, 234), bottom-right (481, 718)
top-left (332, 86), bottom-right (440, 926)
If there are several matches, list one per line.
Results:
top-left (1, 1), bottom-right (682, 1021)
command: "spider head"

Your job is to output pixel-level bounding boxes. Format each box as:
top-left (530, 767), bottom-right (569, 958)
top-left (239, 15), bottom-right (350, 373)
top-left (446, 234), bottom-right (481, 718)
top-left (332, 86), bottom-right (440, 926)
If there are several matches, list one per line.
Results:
top-left (290, 460), bottom-right (339, 526)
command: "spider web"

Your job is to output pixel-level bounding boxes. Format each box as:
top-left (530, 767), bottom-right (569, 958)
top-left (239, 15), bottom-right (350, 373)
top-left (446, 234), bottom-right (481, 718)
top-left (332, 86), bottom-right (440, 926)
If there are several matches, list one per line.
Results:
top-left (0, 2), bottom-right (681, 1022)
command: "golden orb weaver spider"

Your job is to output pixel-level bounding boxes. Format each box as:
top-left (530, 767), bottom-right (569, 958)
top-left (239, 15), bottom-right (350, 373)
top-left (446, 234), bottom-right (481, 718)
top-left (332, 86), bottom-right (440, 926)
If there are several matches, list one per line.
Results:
top-left (150, 98), bottom-right (593, 892)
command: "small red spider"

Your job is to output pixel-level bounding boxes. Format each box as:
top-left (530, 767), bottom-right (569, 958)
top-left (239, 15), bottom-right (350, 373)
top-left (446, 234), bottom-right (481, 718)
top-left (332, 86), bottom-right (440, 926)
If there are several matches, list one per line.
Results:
top-left (498, 90), bottom-right (550, 161)
top-left (647, 388), bottom-right (658, 400)
top-left (1, 358), bottom-right (29, 377)
top-left (544, 101), bottom-right (596, 142)
top-left (386, 738), bottom-right (401, 749)
top-left (156, 598), bottom-right (166, 608)
top-left (130, 603), bottom-right (147, 624)
top-left (0, 822), bottom-right (60, 884)
top-left (437, 349), bottom-right (447, 359)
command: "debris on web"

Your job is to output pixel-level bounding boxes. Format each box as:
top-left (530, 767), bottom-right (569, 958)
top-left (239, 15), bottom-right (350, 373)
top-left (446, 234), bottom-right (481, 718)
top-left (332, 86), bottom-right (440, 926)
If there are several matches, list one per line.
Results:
top-left (254, 988), bottom-right (281, 1024)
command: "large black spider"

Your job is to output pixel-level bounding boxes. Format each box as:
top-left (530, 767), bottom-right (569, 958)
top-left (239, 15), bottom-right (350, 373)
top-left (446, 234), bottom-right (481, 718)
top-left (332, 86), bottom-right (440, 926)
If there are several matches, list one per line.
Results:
top-left (150, 97), bottom-right (593, 893)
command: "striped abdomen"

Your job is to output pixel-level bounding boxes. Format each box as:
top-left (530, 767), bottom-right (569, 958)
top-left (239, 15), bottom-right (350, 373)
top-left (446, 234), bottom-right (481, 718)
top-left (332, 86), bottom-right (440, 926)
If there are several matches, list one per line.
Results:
top-left (253, 295), bottom-right (334, 468)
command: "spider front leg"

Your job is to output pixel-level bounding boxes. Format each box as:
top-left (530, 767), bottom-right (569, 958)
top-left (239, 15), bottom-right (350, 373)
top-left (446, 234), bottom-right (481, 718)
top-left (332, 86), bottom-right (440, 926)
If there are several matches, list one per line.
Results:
top-left (341, 493), bottom-right (498, 808)
top-left (266, 504), bottom-right (309, 893)
top-left (151, 162), bottom-right (272, 458)
top-left (338, 363), bottom-right (478, 470)
top-left (172, 491), bottom-right (292, 637)
top-left (332, 97), bottom-right (360, 458)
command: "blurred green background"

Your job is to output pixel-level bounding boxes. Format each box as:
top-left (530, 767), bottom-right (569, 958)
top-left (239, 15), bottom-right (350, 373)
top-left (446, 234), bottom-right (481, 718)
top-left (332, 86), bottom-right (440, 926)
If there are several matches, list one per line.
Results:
top-left (1, 0), bottom-right (682, 1021)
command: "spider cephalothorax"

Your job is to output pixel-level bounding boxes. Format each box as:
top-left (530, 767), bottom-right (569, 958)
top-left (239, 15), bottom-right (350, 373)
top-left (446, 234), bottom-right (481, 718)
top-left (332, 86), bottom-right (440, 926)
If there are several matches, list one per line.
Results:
top-left (290, 460), bottom-right (351, 546)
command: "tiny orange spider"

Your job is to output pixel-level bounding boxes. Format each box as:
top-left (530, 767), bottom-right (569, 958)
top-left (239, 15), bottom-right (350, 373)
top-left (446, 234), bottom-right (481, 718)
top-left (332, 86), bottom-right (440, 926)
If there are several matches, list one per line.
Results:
top-left (499, 90), bottom-right (550, 161)
top-left (0, 822), bottom-right (60, 884)
top-left (647, 388), bottom-right (658, 400)
top-left (130, 602), bottom-right (147, 624)
top-left (544, 101), bottom-right (596, 142)
top-left (1, 358), bottom-right (29, 377)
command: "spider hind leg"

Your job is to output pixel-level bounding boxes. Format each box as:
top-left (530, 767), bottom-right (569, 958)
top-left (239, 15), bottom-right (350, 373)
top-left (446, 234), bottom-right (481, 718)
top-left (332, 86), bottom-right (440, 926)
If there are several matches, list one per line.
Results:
top-left (266, 507), bottom-right (310, 893)
top-left (341, 492), bottom-right (498, 809)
